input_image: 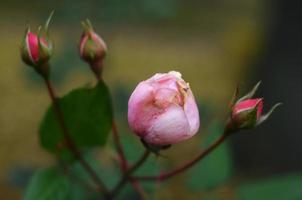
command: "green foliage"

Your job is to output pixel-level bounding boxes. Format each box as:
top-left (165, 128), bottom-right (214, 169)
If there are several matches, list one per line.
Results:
top-left (69, 152), bottom-right (120, 190)
top-left (202, 194), bottom-right (222, 200)
top-left (23, 166), bottom-right (103, 200)
top-left (66, 183), bottom-right (97, 200)
top-left (237, 174), bottom-right (302, 200)
top-left (116, 185), bottom-right (142, 200)
top-left (23, 168), bottom-right (70, 200)
top-left (121, 133), bottom-right (161, 176)
top-left (67, 151), bottom-right (145, 199)
top-left (186, 123), bottom-right (233, 190)
top-left (39, 81), bottom-right (113, 160)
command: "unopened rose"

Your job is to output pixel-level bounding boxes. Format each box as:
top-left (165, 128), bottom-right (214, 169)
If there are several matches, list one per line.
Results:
top-left (231, 98), bottom-right (263, 129)
top-left (79, 20), bottom-right (107, 79)
top-left (226, 82), bottom-right (282, 132)
top-left (79, 20), bottom-right (107, 76)
top-left (21, 31), bottom-right (52, 67)
top-left (128, 71), bottom-right (200, 146)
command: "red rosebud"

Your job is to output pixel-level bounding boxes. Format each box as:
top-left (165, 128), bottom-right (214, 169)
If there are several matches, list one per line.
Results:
top-left (20, 12), bottom-right (54, 78)
top-left (231, 98), bottom-right (263, 129)
top-left (21, 30), bottom-right (52, 66)
top-left (227, 82), bottom-right (281, 132)
top-left (79, 20), bottom-right (107, 78)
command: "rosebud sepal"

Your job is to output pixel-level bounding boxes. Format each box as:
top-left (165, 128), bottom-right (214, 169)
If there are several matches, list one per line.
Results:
top-left (35, 62), bottom-right (50, 79)
top-left (141, 139), bottom-right (171, 155)
top-left (234, 101), bottom-right (259, 129)
top-left (236, 81), bottom-right (261, 104)
top-left (79, 19), bottom-right (107, 79)
top-left (256, 102), bottom-right (282, 126)
top-left (226, 100), bottom-right (260, 133)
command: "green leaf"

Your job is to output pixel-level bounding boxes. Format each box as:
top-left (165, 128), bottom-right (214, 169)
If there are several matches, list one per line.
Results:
top-left (67, 158), bottom-right (104, 200)
top-left (39, 81), bottom-right (113, 160)
top-left (237, 174), bottom-right (302, 200)
top-left (116, 184), bottom-right (142, 200)
top-left (68, 151), bottom-right (140, 200)
top-left (186, 123), bottom-right (233, 191)
top-left (67, 183), bottom-right (98, 200)
top-left (69, 151), bottom-right (120, 190)
top-left (23, 168), bottom-right (70, 200)
top-left (202, 194), bottom-right (223, 200)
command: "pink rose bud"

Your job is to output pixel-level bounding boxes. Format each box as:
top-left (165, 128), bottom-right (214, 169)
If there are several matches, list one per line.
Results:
top-left (128, 71), bottom-right (200, 146)
top-left (20, 12), bottom-right (54, 78)
top-left (231, 98), bottom-right (263, 129)
top-left (227, 81), bottom-right (282, 132)
top-left (79, 20), bottom-right (107, 78)
top-left (21, 31), bottom-right (51, 66)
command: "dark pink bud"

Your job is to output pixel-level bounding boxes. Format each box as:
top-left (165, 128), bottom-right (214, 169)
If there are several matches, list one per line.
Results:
top-left (27, 32), bottom-right (39, 62)
top-left (227, 81), bottom-right (282, 133)
top-left (79, 31), bottom-right (107, 62)
top-left (79, 20), bottom-right (107, 78)
top-left (21, 29), bottom-right (53, 77)
top-left (20, 12), bottom-right (54, 78)
top-left (230, 98), bottom-right (263, 130)
top-left (233, 98), bottom-right (263, 120)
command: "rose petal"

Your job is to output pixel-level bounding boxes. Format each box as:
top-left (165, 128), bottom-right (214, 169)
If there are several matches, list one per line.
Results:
top-left (145, 104), bottom-right (191, 145)
top-left (184, 89), bottom-right (200, 135)
top-left (234, 98), bottom-right (263, 119)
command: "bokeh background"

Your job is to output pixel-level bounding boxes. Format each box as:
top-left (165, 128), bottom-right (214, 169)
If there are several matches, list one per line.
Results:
top-left (0, 0), bottom-right (301, 199)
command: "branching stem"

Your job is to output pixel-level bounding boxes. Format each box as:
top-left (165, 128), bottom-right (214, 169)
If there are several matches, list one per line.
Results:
top-left (110, 150), bottom-right (150, 199)
top-left (132, 130), bottom-right (230, 181)
top-left (44, 78), bottom-right (110, 198)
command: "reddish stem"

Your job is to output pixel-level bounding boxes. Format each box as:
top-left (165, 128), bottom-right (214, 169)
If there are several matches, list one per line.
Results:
top-left (99, 76), bottom-right (146, 198)
top-left (133, 130), bottom-right (230, 181)
top-left (112, 122), bottom-right (128, 171)
top-left (110, 150), bottom-right (151, 198)
top-left (44, 78), bottom-right (110, 198)
top-left (112, 121), bottom-right (147, 199)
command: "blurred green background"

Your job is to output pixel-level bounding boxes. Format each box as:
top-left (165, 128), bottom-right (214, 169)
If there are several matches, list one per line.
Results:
top-left (0, 0), bottom-right (301, 199)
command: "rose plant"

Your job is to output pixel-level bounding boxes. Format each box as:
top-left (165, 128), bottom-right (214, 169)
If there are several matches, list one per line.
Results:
top-left (20, 13), bottom-right (281, 200)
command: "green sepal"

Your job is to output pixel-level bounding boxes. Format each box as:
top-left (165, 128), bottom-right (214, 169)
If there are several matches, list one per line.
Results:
top-left (140, 139), bottom-right (171, 156)
top-left (81, 19), bottom-right (94, 33)
top-left (238, 104), bottom-right (258, 129)
top-left (20, 26), bottom-right (35, 66)
top-left (229, 85), bottom-right (239, 109)
top-left (44, 10), bottom-right (54, 37)
top-left (256, 102), bottom-right (282, 126)
top-left (231, 101), bottom-right (261, 130)
top-left (236, 81), bottom-right (261, 104)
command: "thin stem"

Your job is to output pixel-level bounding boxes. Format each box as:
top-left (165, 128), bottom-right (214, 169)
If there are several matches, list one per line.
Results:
top-left (110, 150), bottom-right (151, 198)
top-left (43, 78), bottom-right (110, 198)
top-left (112, 122), bottom-right (146, 199)
top-left (56, 152), bottom-right (96, 192)
top-left (127, 180), bottom-right (147, 199)
top-left (112, 122), bottom-right (127, 171)
top-left (98, 73), bottom-right (146, 198)
top-left (133, 130), bottom-right (230, 181)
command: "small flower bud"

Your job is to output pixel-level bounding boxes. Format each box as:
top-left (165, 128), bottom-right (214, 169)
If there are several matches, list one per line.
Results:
top-left (21, 30), bottom-right (52, 66)
top-left (227, 82), bottom-right (282, 133)
top-left (79, 20), bottom-right (107, 78)
top-left (231, 98), bottom-right (263, 129)
top-left (128, 71), bottom-right (200, 147)
top-left (20, 12), bottom-right (54, 78)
